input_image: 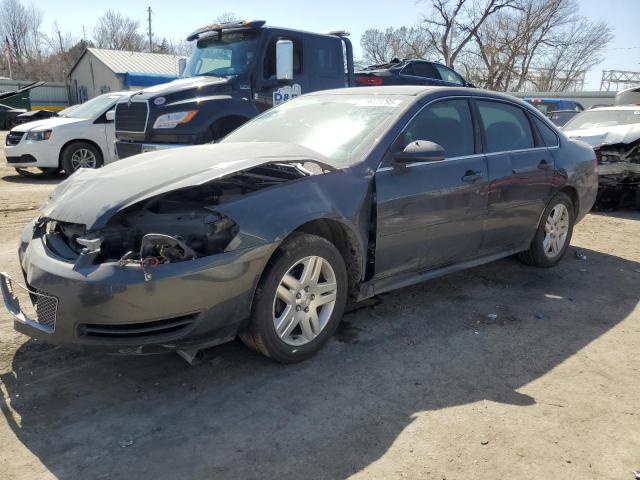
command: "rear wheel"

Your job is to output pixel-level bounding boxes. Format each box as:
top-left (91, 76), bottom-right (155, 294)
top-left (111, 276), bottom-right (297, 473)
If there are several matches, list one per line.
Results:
top-left (240, 233), bottom-right (348, 363)
top-left (61, 142), bottom-right (103, 175)
top-left (518, 192), bottom-right (574, 267)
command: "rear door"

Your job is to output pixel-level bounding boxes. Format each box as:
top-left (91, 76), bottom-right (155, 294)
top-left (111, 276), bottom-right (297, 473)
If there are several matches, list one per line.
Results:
top-left (474, 99), bottom-right (554, 255)
top-left (254, 34), bottom-right (307, 113)
top-left (374, 98), bottom-right (488, 278)
top-left (399, 61), bottom-right (441, 85)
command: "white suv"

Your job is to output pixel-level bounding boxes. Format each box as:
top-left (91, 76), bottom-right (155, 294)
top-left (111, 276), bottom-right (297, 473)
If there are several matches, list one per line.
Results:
top-left (5, 91), bottom-right (133, 177)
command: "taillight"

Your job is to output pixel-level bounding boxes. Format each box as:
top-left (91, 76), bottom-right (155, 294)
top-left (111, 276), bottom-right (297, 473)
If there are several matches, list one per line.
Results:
top-left (355, 76), bottom-right (384, 86)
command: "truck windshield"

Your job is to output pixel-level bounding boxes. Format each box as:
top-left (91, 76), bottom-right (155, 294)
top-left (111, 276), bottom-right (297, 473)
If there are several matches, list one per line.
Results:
top-left (221, 95), bottom-right (410, 164)
top-left (564, 109), bottom-right (640, 130)
top-left (58, 94), bottom-right (123, 119)
top-left (183, 31), bottom-right (259, 77)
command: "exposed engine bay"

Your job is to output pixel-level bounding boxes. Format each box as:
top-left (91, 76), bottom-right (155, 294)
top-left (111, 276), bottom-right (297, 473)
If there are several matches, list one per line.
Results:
top-left (39, 162), bottom-right (320, 276)
top-left (595, 140), bottom-right (640, 208)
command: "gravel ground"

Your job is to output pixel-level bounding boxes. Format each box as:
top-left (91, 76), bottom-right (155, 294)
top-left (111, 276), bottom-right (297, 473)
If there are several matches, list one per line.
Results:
top-left (0, 131), bottom-right (639, 480)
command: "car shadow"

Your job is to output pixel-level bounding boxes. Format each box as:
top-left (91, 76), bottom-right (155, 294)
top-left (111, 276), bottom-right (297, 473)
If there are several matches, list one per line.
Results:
top-left (1, 246), bottom-right (638, 479)
top-left (1, 171), bottom-right (66, 185)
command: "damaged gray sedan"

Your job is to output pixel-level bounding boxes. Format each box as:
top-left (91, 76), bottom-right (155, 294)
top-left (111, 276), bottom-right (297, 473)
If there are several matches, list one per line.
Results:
top-left (2, 86), bottom-right (598, 363)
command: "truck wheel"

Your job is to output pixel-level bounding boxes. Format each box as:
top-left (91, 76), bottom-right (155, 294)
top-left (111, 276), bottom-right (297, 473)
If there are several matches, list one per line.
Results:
top-left (61, 142), bottom-right (103, 175)
top-left (518, 192), bottom-right (574, 268)
top-left (240, 233), bottom-right (348, 364)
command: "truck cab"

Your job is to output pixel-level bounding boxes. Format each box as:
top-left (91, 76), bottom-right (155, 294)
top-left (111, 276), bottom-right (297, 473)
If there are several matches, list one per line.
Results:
top-left (115, 20), bottom-right (355, 159)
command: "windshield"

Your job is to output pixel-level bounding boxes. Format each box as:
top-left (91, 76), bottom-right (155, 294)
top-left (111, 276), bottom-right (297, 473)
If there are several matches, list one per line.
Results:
top-left (221, 95), bottom-right (409, 164)
top-left (183, 31), bottom-right (259, 77)
top-left (59, 94), bottom-right (123, 119)
top-left (564, 109), bottom-right (640, 130)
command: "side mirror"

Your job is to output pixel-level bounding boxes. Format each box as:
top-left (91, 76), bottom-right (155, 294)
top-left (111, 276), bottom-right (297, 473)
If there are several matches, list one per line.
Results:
top-left (394, 140), bottom-right (445, 164)
top-left (276, 39), bottom-right (293, 82)
top-left (178, 57), bottom-right (187, 77)
top-left (105, 110), bottom-right (115, 122)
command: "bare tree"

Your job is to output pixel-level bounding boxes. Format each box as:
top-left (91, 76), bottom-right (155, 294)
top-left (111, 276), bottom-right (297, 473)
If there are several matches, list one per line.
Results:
top-left (215, 12), bottom-right (240, 23)
top-left (360, 26), bottom-right (433, 64)
top-left (421, 0), bottom-right (518, 67)
top-left (464, 0), bottom-right (612, 91)
top-left (93, 10), bottom-right (145, 51)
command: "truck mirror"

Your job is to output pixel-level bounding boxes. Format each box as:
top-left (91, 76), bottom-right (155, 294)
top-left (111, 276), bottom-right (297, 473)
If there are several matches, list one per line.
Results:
top-left (105, 110), bottom-right (115, 122)
top-left (178, 58), bottom-right (187, 77)
top-left (276, 39), bottom-right (293, 82)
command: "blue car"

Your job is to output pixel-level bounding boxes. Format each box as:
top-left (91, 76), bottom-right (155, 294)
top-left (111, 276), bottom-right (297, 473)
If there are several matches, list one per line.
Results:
top-left (524, 98), bottom-right (584, 114)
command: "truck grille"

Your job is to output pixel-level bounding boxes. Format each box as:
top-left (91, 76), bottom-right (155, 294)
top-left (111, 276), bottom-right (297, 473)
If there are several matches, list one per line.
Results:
top-left (115, 101), bottom-right (148, 133)
top-left (6, 131), bottom-right (24, 146)
top-left (1, 274), bottom-right (58, 333)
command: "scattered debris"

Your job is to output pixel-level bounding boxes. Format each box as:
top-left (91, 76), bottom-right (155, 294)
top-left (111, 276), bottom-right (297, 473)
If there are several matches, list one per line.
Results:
top-left (481, 439), bottom-right (489, 445)
top-left (119, 439), bottom-right (134, 448)
top-left (535, 313), bottom-right (545, 320)
top-left (487, 313), bottom-right (498, 321)
top-left (633, 470), bottom-right (640, 480)
top-left (574, 251), bottom-right (587, 260)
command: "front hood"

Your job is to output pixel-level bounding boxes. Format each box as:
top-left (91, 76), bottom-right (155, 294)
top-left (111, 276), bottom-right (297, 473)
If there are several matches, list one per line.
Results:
top-left (129, 76), bottom-right (229, 99)
top-left (564, 124), bottom-right (640, 147)
top-left (42, 142), bottom-right (334, 230)
top-left (12, 116), bottom-right (86, 132)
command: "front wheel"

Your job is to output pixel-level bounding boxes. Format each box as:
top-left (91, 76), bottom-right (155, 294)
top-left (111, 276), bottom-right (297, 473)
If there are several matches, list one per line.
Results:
top-left (240, 233), bottom-right (348, 363)
top-left (61, 142), bottom-right (103, 175)
top-left (518, 192), bottom-right (574, 267)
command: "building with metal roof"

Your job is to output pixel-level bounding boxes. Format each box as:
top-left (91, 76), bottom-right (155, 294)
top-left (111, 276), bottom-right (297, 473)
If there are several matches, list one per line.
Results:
top-left (68, 48), bottom-right (184, 103)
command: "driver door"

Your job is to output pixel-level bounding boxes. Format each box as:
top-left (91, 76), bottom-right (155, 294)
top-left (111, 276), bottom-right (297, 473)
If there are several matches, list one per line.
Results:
top-left (374, 98), bottom-right (489, 279)
top-left (254, 35), bottom-right (307, 112)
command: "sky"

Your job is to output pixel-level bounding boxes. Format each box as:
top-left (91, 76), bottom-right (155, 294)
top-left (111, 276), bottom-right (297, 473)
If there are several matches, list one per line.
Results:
top-left (34, 0), bottom-right (640, 90)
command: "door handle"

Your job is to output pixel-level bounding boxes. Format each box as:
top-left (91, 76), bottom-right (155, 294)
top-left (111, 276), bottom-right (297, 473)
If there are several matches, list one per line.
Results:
top-left (538, 159), bottom-right (551, 170)
top-left (462, 170), bottom-right (482, 182)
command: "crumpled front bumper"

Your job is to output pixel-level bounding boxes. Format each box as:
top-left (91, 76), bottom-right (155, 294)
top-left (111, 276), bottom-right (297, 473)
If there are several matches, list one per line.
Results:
top-left (598, 162), bottom-right (640, 177)
top-left (4, 222), bottom-right (274, 354)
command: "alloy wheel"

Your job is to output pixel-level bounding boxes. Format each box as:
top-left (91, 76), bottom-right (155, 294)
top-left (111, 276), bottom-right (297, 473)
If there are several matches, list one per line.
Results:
top-left (543, 203), bottom-right (570, 258)
top-left (70, 148), bottom-right (97, 170)
top-left (272, 255), bottom-right (338, 346)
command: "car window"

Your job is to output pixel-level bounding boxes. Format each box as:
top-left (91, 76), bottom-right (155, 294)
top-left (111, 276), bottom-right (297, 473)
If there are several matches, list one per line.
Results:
top-left (434, 64), bottom-right (465, 85)
top-left (400, 99), bottom-right (475, 158)
top-left (315, 41), bottom-right (342, 78)
top-left (532, 116), bottom-right (559, 147)
top-left (263, 37), bottom-right (303, 78)
top-left (477, 100), bottom-right (534, 153)
top-left (403, 62), bottom-right (438, 79)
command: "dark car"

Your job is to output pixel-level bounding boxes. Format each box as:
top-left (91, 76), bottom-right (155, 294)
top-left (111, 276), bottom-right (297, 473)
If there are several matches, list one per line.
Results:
top-left (547, 109), bottom-right (579, 127)
top-left (1, 86), bottom-right (597, 363)
top-left (12, 109), bottom-right (57, 126)
top-left (355, 58), bottom-right (472, 87)
top-left (0, 103), bottom-right (27, 129)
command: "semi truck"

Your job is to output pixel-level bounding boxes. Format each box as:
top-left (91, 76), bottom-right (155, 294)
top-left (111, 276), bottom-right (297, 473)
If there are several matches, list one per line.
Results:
top-left (114, 20), bottom-right (355, 159)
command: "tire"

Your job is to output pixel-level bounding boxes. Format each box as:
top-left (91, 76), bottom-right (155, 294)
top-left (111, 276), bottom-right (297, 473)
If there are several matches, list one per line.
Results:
top-left (518, 192), bottom-right (574, 268)
top-left (15, 167), bottom-right (60, 178)
top-left (240, 233), bottom-right (348, 363)
top-left (635, 187), bottom-right (640, 211)
top-left (61, 142), bottom-right (103, 175)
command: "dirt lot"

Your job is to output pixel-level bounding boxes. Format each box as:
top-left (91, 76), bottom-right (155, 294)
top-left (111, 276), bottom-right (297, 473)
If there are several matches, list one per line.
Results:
top-left (0, 131), bottom-right (639, 480)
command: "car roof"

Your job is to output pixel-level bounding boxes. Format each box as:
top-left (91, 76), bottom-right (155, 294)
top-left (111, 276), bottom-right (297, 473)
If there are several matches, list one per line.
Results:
top-left (587, 105), bottom-right (640, 111)
top-left (308, 86), bottom-right (533, 107)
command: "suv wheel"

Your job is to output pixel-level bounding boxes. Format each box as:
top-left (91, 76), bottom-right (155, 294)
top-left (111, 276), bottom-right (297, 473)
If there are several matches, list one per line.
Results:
top-left (240, 233), bottom-right (348, 363)
top-left (61, 142), bottom-right (103, 174)
top-left (518, 192), bottom-right (574, 267)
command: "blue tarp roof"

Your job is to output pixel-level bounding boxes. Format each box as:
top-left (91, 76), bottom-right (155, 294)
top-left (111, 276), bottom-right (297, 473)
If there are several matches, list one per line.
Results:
top-left (120, 72), bottom-right (178, 88)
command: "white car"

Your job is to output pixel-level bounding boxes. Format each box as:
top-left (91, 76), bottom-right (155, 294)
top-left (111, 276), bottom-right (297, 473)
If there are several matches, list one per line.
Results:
top-left (4, 92), bottom-right (133, 177)
top-left (563, 105), bottom-right (640, 206)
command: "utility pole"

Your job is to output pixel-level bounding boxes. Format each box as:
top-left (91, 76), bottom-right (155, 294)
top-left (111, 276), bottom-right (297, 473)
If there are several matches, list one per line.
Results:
top-left (147, 6), bottom-right (153, 52)
top-left (82, 25), bottom-right (87, 42)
